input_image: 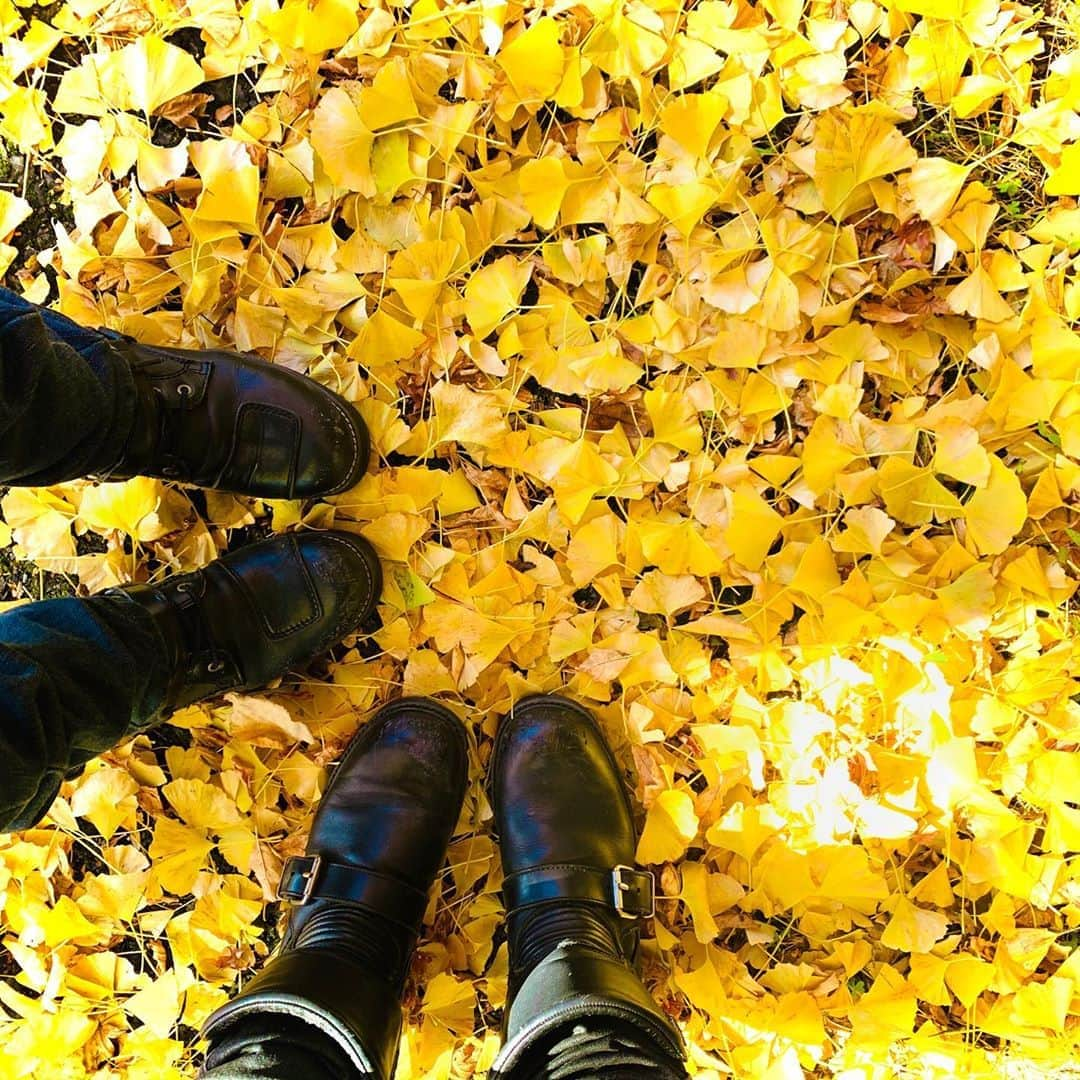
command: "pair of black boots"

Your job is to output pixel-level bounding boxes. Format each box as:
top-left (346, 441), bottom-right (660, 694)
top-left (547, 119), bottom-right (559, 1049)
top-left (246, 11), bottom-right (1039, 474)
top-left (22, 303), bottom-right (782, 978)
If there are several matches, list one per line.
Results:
top-left (81, 319), bottom-right (385, 711)
top-left (15, 306), bottom-right (685, 1076)
top-left (201, 695), bottom-right (686, 1079)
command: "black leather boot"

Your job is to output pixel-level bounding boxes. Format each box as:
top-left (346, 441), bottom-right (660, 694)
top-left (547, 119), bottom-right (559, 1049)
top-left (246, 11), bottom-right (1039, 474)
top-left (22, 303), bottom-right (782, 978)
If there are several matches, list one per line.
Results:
top-left (489, 694), bottom-right (686, 1077)
top-left (200, 698), bottom-right (469, 1080)
top-left (100, 335), bottom-right (370, 498)
top-left (107, 530), bottom-right (381, 713)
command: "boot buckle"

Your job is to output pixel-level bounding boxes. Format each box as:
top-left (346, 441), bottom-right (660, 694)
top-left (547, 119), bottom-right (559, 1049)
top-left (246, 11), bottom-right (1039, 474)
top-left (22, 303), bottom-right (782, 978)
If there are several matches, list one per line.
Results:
top-left (612, 864), bottom-right (655, 919)
top-left (299, 854), bottom-right (322, 904)
top-left (278, 854), bottom-right (323, 905)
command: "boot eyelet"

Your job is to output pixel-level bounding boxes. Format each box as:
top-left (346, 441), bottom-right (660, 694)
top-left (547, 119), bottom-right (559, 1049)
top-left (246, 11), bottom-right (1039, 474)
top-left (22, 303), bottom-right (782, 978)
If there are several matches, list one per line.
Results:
top-left (161, 465), bottom-right (180, 477)
top-left (174, 581), bottom-right (193, 593)
top-left (176, 383), bottom-right (193, 398)
top-left (207, 660), bottom-right (225, 673)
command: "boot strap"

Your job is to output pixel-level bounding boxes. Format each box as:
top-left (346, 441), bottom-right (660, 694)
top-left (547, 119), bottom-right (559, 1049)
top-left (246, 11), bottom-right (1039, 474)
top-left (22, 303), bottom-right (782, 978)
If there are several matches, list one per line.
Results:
top-left (503, 864), bottom-right (655, 920)
top-left (278, 854), bottom-right (429, 928)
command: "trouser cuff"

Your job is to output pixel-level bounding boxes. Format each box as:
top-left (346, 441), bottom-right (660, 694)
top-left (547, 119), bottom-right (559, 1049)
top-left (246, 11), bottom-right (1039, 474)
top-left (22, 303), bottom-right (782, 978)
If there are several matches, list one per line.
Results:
top-left (199, 1014), bottom-right (370, 1079)
top-left (201, 950), bottom-right (399, 1080)
top-left (490, 943), bottom-right (686, 1078)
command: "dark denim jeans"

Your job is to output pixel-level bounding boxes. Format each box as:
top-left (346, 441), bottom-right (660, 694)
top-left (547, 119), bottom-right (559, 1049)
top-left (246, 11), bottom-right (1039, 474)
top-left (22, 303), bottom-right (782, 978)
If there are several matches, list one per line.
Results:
top-left (0, 590), bottom-right (168, 830)
top-left (0, 287), bottom-right (165, 830)
top-left (0, 286), bottom-right (135, 485)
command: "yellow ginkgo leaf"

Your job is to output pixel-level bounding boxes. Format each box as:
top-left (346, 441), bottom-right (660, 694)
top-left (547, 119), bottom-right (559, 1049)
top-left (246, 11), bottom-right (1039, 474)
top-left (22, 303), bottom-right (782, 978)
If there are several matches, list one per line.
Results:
top-left (645, 181), bottom-right (719, 238)
top-left (260, 0), bottom-right (359, 53)
top-left (1, 487), bottom-right (76, 563)
top-left (724, 485), bottom-right (783, 571)
top-left (38, 895), bottom-right (104, 947)
top-left (360, 511), bottom-right (428, 561)
top-left (311, 85), bottom-right (376, 195)
top-left (945, 955), bottom-right (994, 1009)
top-left (680, 861), bottom-right (720, 943)
top-left (658, 92), bottom-right (727, 159)
top-left (387, 240), bottom-right (460, 321)
top-left (189, 138), bottom-right (259, 232)
top-left (148, 818), bottom-right (215, 896)
top-left (898, 157), bottom-right (970, 224)
top-left (629, 570), bottom-right (705, 616)
top-left (125, 971), bottom-right (190, 1039)
top-left (1045, 141), bottom-right (1080, 197)
top-left (110, 36), bottom-right (205, 116)
top-left (371, 129), bottom-right (414, 196)
top-left (224, 694), bottom-right (314, 747)
top-left (162, 779), bottom-right (244, 835)
top-left (0, 85), bottom-right (52, 150)
top-left (932, 417), bottom-right (990, 486)
top-left (946, 265), bottom-right (1015, 322)
top-left (420, 972), bottom-right (476, 1035)
top-left (360, 57), bottom-right (421, 130)
top-left (637, 789), bottom-right (698, 865)
top-left (528, 437), bottom-right (620, 523)
top-left (790, 107), bottom-right (918, 220)
top-left (464, 255), bottom-right (532, 338)
top-left (496, 16), bottom-right (565, 102)
top-left (78, 477), bottom-right (174, 542)
top-left (519, 157), bottom-right (573, 230)
top-left (69, 768), bottom-right (139, 841)
top-left (881, 896), bottom-right (949, 953)
top-left (349, 309), bottom-right (425, 365)
top-left (566, 513), bottom-right (622, 586)
top-left (644, 387), bottom-right (703, 452)
top-left (633, 518), bottom-right (724, 576)
top-left (0, 190), bottom-right (31, 240)
top-left (430, 380), bottom-right (507, 449)
top-left (4, 19), bottom-right (63, 77)
top-left (876, 459), bottom-right (963, 527)
top-left (964, 456), bottom-right (1027, 555)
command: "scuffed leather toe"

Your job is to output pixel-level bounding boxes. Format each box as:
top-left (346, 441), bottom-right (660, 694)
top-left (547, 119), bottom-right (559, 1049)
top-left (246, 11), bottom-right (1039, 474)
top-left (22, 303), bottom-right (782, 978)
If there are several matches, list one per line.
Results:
top-left (208, 530), bottom-right (382, 692)
top-left (280, 530), bottom-right (383, 660)
top-left (491, 694), bottom-right (637, 877)
top-left (291, 383), bottom-right (371, 498)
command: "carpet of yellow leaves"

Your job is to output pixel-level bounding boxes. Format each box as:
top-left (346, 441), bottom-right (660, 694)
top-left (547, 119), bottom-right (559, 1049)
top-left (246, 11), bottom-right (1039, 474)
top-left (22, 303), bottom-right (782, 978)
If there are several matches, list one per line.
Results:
top-left (0, 0), bottom-right (1079, 1076)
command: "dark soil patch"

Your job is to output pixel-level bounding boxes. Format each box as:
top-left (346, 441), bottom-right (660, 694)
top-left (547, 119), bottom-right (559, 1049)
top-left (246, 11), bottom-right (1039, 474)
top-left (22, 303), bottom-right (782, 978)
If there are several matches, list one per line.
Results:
top-left (0, 141), bottom-right (71, 295)
top-left (0, 543), bottom-right (74, 601)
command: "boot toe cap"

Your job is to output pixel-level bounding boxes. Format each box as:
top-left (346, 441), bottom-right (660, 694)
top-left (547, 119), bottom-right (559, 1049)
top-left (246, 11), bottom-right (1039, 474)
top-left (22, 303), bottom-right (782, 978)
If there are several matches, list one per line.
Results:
top-left (295, 530), bottom-right (382, 640)
top-left (309, 697), bottom-right (469, 893)
top-left (291, 390), bottom-right (371, 498)
top-left (335, 697), bottom-right (470, 818)
top-left (492, 695), bottom-right (637, 875)
top-left (217, 355), bottom-right (370, 499)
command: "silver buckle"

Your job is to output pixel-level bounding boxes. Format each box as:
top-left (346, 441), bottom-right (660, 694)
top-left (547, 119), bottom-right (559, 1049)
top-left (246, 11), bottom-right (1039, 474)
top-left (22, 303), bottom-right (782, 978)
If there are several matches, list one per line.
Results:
top-left (277, 854), bottom-right (322, 905)
top-left (299, 854), bottom-right (322, 904)
top-left (611, 864), bottom-right (654, 919)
